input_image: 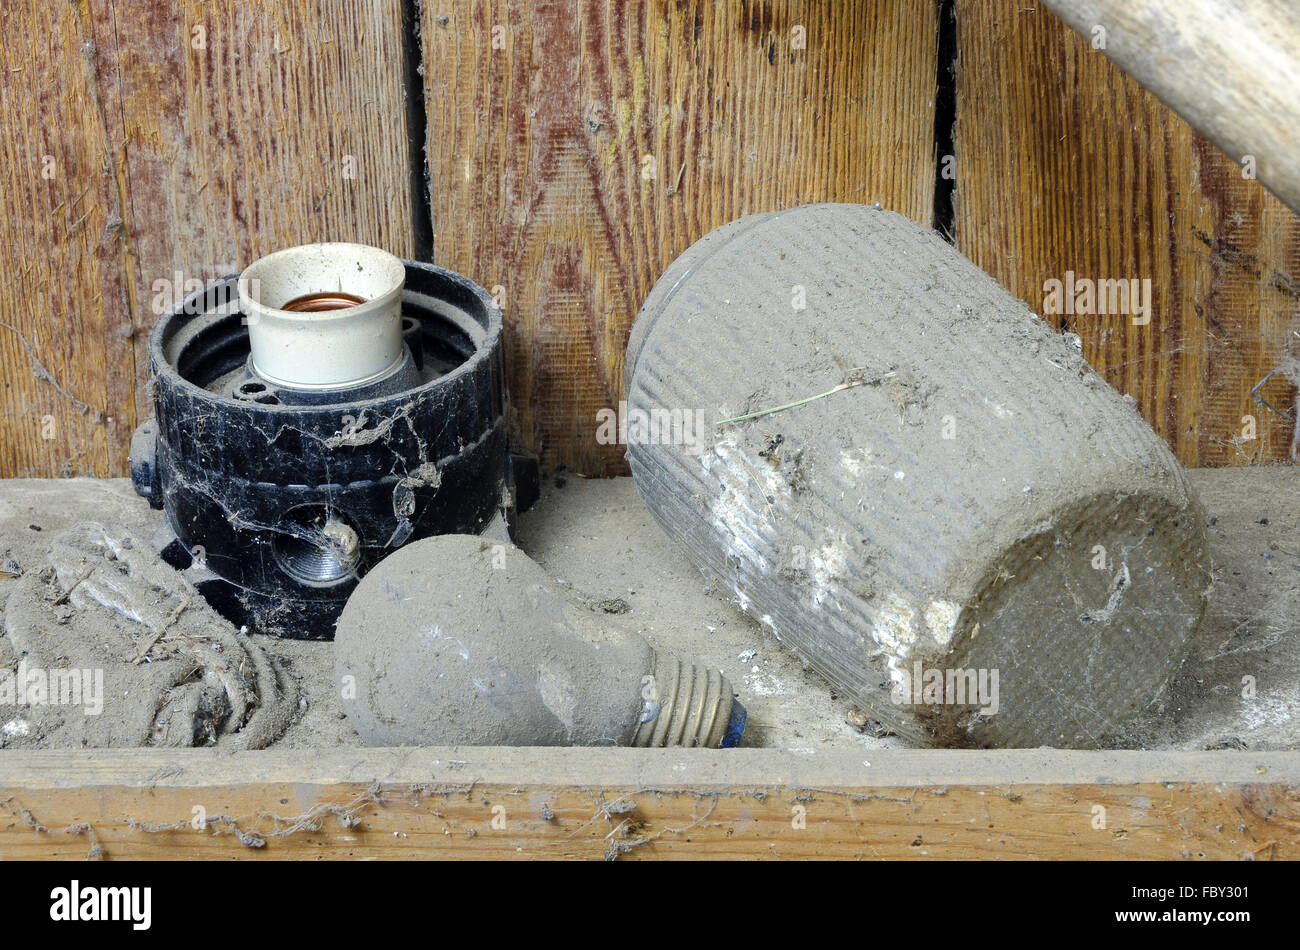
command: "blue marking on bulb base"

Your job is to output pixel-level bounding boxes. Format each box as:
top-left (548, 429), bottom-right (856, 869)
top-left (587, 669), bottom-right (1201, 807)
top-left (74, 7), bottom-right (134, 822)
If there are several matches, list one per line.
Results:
top-left (721, 699), bottom-right (747, 748)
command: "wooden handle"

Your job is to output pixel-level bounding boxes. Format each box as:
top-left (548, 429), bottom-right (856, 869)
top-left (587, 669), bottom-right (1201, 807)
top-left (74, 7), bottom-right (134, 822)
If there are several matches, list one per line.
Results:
top-left (1041, 0), bottom-right (1300, 213)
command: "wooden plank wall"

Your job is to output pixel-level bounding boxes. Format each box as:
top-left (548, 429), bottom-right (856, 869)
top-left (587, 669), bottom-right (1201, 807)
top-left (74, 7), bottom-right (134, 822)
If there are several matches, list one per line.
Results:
top-left (955, 0), bottom-right (1300, 467)
top-left (0, 0), bottom-right (1296, 478)
top-left (0, 0), bottom-right (416, 478)
top-left (421, 0), bottom-right (939, 475)
top-left (0, 1), bottom-right (135, 478)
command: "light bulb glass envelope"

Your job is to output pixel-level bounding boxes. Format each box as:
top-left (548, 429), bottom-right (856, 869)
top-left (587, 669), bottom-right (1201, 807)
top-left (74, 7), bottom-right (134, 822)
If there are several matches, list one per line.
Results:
top-left (334, 534), bottom-right (746, 748)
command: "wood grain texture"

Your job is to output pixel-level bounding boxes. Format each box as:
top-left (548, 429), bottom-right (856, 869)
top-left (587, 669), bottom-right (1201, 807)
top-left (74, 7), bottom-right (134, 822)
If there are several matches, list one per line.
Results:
top-left (0, 1), bottom-right (135, 478)
top-left (1042, 0), bottom-right (1300, 215)
top-left (423, 0), bottom-right (939, 476)
top-left (0, 0), bottom-right (416, 478)
top-left (0, 747), bottom-right (1296, 859)
top-left (7, 0), bottom-right (1293, 478)
top-left (954, 0), bottom-right (1300, 466)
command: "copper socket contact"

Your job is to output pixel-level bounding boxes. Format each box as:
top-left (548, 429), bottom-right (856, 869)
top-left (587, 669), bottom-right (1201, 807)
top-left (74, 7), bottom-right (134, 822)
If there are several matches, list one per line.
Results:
top-left (281, 291), bottom-right (368, 313)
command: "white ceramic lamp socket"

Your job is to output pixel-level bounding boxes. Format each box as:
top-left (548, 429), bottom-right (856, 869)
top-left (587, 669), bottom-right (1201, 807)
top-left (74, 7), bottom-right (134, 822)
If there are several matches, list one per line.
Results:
top-left (238, 243), bottom-right (407, 390)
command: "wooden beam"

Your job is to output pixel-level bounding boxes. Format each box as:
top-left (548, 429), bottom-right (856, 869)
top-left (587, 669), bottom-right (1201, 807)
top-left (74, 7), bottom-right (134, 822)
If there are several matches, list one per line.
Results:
top-left (1, 748), bottom-right (1296, 859)
top-left (1041, 0), bottom-right (1300, 215)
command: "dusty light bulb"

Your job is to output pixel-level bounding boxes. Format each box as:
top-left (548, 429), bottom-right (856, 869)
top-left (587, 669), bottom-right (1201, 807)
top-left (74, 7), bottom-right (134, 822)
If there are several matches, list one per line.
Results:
top-left (334, 534), bottom-right (747, 748)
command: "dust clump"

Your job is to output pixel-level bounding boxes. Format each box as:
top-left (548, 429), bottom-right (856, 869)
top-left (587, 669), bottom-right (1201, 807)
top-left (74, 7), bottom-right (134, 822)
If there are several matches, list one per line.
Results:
top-left (1, 522), bottom-right (297, 749)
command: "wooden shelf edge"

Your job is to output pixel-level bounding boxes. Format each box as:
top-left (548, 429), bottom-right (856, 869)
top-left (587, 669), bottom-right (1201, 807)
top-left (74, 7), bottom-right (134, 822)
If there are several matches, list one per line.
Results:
top-left (0, 748), bottom-right (1295, 859)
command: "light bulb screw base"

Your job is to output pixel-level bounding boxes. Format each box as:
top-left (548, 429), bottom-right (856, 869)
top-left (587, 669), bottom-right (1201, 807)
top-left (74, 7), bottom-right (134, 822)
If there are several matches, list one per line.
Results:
top-left (633, 652), bottom-right (743, 749)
